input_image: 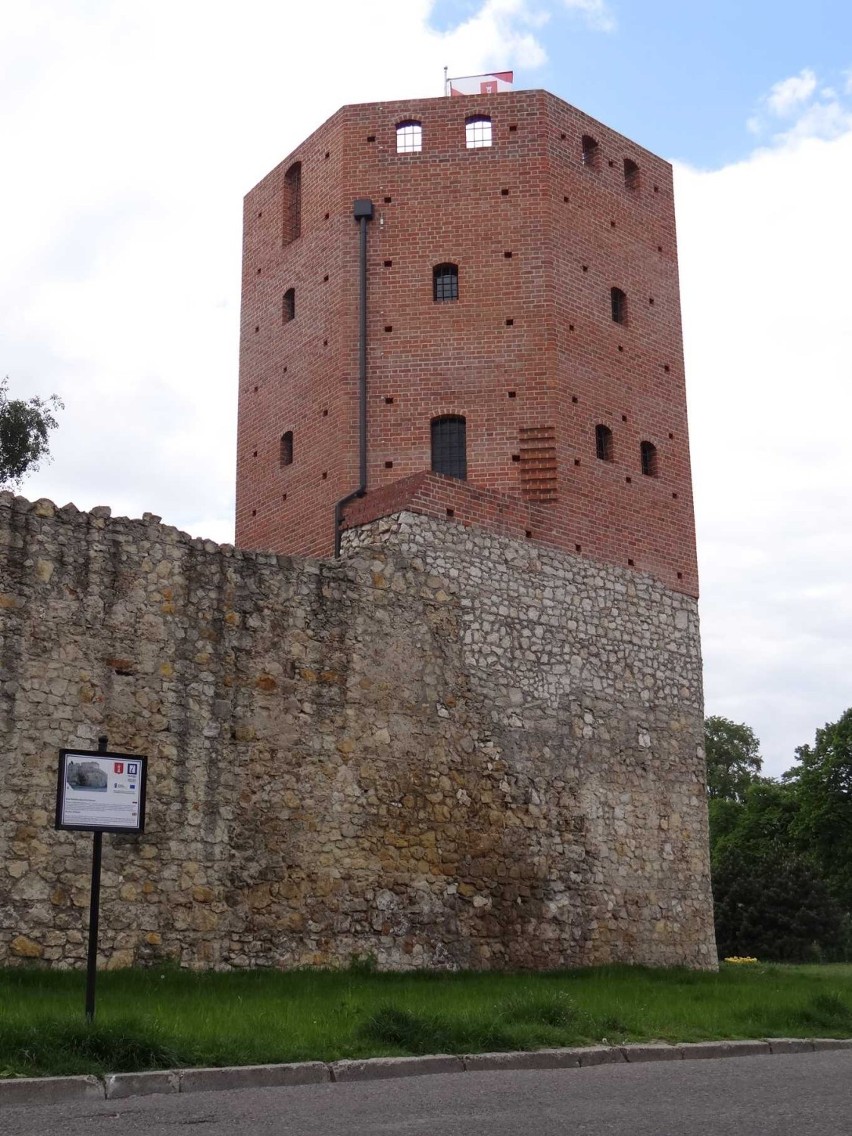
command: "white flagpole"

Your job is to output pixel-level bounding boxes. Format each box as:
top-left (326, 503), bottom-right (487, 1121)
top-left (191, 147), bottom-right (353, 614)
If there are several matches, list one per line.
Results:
top-left (444, 66), bottom-right (448, 96)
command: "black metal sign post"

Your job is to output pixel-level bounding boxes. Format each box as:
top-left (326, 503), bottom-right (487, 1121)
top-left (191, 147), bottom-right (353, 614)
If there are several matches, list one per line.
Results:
top-left (55, 735), bottom-right (148, 1024)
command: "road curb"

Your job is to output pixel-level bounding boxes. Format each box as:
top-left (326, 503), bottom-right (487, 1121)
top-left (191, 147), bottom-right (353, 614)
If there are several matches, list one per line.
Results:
top-left (2, 1038), bottom-right (850, 1108)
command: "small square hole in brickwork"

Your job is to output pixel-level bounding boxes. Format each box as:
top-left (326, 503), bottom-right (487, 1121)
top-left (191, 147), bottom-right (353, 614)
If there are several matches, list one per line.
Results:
top-left (654, 185), bottom-right (659, 193)
top-left (608, 159), bottom-right (615, 167)
top-left (504, 251), bottom-right (513, 258)
top-left (582, 265), bottom-right (588, 273)
top-left (510, 124), bottom-right (518, 132)
top-left (525, 529), bottom-right (532, 538)
top-left (257, 211), bottom-right (262, 218)
top-left (668, 432), bottom-right (674, 439)
top-left (657, 245), bottom-right (663, 252)
top-left (384, 325), bottom-right (393, 333)
top-left (384, 196), bottom-right (392, 204)
top-left (610, 220), bottom-right (616, 227)
top-left (572, 395), bottom-right (578, 403)
top-left (323, 409), bottom-right (328, 417)
top-left (512, 453), bottom-right (520, 462)
top-left (569, 324), bottom-right (574, 331)
top-left (446, 507), bottom-right (455, 518)
top-left (367, 134), bottom-right (376, 142)
top-left (574, 458), bottom-right (581, 466)
top-left (672, 492), bottom-right (678, 499)
top-left (256, 268), bottom-right (261, 275)
top-left (384, 260), bottom-right (393, 267)
top-left (677, 571), bottom-right (683, 580)
top-left (649, 297), bottom-right (654, 305)
top-left (325, 212), bottom-right (330, 220)
top-left (385, 396), bottom-right (394, 404)
top-left (575, 543), bottom-right (581, 552)
top-left (323, 274), bottom-right (329, 282)
top-left (626, 476), bottom-right (632, 483)
top-left (385, 460), bottom-right (393, 469)
top-left (501, 188), bottom-right (510, 196)
top-left (628, 558), bottom-right (635, 566)
top-left (253, 385), bottom-right (258, 392)
top-left (322, 471), bottom-right (328, 480)
top-left (255, 325), bottom-right (259, 332)
top-left (664, 364), bottom-right (670, 372)
top-left (283, 365), bottom-right (288, 374)
top-left (508, 390), bottom-right (516, 398)
top-left (622, 414), bottom-right (628, 422)
top-left (618, 346), bottom-right (624, 353)
top-left (282, 493), bottom-right (287, 502)
top-left (323, 339), bottom-right (328, 346)
top-left (325, 151), bottom-right (330, 159)
top-left (252, 509), bottom-right (257, 516)
top-left (505, 318), bottom-right (514, 326)
top-left (561, 132), bottom-right (566, 140)
top-left (253, 449), bottom-right (257, 458)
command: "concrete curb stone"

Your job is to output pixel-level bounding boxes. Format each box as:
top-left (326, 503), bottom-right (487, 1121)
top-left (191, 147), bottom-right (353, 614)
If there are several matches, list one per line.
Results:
top-left (0, 1075), bottom-right (103, 1107)
top-left (766, 1038), bottom-right (815, 1054)
top-left (679, 1041), bottom-right (771, 1059)
top-left (621, 1044), bottom-right (682, 1062)
top-left (331, 1056), bottom-right (465, 1082)
top-left (105, 1070), bottom-right (180, 1099)
top-left (180, 1062), bottom-right (330, 1094)
top-left (463, 1048), bottom-right (582, 1072)
top-left (577, 1046), bottom-right (628, 1067)
top-left (811, 1038), bottom-right (852, 1051)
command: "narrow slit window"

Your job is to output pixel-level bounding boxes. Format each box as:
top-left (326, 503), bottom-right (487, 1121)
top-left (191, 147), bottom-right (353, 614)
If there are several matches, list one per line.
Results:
top-left (396, 121), bottom-right (422, 154)
top-left (640, 440), bottom-right (658, 477)
top-left (431, 416), bottom-right (467, 480)
top-left (610, 287), bottom-right (627, 324)
top-left (433, 263), bottom-right (459, 302)
top-left (595, 424), bottom-right (613, 461)
top-left (624, 158), bottom-right (639, 190)
top-left (581, 135), bottom-right (599, 168)
top-left (283, 161), bottom-right (301, 243)
top-left (283, 288), bottom-right (295, 322)
top-left (280, 430), bottom-right (293, 467)
top-left (466, 115), bottom-right (492, 149)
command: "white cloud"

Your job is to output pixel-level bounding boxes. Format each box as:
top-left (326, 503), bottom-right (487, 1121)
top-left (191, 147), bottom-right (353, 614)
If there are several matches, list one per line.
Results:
top-left (675, 125), bottom-right (852, 776)
top-left (765, 68), bottom-right (818, 116)
top-left (562, 0), bottom-right (616, 32)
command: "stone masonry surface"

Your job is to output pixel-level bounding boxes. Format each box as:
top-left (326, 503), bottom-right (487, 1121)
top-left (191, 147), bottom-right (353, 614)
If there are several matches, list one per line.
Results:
top-left (0, 494), bottom-right (716, 970)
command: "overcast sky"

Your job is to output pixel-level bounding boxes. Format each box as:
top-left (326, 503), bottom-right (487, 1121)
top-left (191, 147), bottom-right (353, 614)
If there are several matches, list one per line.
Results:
top-left (2, 0), bottom-right (850, 778)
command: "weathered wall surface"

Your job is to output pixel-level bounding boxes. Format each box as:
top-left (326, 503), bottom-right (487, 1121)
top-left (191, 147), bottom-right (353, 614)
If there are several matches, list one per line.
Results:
top-left (0, 494), bottom-right (716, 970)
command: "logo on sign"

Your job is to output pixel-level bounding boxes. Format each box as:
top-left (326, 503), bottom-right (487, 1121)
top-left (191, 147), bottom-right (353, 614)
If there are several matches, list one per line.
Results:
top-left (114, 762), bottom-right (124, 774)
top-left (127, 762), bottom-right (138, 776)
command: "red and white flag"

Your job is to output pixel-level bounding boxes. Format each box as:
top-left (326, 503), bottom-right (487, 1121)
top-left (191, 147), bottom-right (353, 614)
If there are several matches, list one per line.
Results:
top-left (447, 71), bottom-right (514, 96)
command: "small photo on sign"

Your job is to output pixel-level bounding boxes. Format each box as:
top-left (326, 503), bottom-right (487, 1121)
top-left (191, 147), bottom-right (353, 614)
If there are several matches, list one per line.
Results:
top-left (66, 759), bottom-right (108, 793)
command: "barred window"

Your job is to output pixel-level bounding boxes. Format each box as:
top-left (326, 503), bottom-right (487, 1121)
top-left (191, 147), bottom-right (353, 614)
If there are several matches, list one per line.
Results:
top-left (624, 158), bottom-right (639, 190)
top-left (283, 162), bottom-right (301, 243)
top-left (431, 416), bottom-right (467, 480)
top-left (640, 440), bottom-right (658, 477)
top-left (466, 115), bottom-right (492, 149)
top-left (611, 287), bottom-right (627, 324)
top-left (280, 431), bottom-right (293, 467)
top-left (582, 134), bottom-right (599, 168)
top-left (595, 424), bottom-right (613, 461)
top-left (396, 121), bottom-right (422, 154)
top-left (283, 288), bottom-right (295, 322)
top-left (433, 263), bottom-right (459, 302)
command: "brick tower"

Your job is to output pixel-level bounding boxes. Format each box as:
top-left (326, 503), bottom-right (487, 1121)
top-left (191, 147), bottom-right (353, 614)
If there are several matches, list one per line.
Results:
top-left (237, 89), bottom-right (697, 598)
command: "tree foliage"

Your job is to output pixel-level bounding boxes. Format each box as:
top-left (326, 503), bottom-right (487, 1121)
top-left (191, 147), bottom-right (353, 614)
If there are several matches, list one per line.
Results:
top-left (704, 715), bottom-right (763, 802)
top-left (0, 377), bottom-right (63, 488)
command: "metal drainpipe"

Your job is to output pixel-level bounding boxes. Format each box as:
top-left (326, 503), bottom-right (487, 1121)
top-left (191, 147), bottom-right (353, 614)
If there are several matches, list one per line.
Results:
top-left (333, 198), bottom-right (374, 556)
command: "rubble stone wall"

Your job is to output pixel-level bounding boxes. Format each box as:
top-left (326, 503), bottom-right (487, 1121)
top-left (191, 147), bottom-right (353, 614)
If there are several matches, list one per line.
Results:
top-left (0, 494), bottom-right (716, 970)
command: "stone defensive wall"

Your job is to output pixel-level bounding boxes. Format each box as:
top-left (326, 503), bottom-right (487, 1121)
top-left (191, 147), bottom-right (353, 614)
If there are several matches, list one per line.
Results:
top-left (0, 492), bottom-right (717, 970)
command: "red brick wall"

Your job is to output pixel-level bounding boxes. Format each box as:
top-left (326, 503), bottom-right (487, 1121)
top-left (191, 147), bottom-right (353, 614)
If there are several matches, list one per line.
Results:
top-left (236, 90), bottom-right (698, 596)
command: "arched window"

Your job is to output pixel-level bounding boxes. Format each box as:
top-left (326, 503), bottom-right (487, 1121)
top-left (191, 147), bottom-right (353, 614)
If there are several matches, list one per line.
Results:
top-left (610, 287), bottom-right (627, 325)
top-left (433, 263), bottom-right (459, 302)
top-left (465, 115), bottom-right (492, 149)
top-left (283, 162), bottom-right (301, 243)
top-left (623, 158), bottom-right (639, 191)
top-left (396, 121), bottom-right (422, 154)
top-left (280, 431), bottom-right (293, 467)
top-left (581, 135), bottom-right (599, 168)
top-left (431, 416), bottom-right (467, 480)
top-left (640, 440), bottom-right (658, 477)
top-left (595, 424), bottom-right (613, 462)
top-left (283, 288), bottom-right (295, 322)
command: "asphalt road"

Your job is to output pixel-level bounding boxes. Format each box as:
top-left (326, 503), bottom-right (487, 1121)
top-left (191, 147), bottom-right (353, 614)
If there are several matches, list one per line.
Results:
top-left (2, 1052), bottom-right (850, 1136)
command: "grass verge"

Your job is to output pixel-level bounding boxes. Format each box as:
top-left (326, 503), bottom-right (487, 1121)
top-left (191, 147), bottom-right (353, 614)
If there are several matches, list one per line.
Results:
top-left (2, 962), bottom-right (852, 1078)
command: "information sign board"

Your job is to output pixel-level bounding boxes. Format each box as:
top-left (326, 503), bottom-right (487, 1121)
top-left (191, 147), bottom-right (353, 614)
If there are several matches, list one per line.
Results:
top-left (55, 748), bottom-right (147, 833)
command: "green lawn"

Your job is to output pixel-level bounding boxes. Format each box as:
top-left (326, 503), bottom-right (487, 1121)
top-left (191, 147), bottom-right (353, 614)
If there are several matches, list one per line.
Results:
top-left (2, 962), bottom-right (852, 1078)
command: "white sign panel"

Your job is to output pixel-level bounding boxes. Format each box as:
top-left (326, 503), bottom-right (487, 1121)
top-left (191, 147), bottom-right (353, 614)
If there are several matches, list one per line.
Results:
top-left (55, 749), bottom-right (147, 833)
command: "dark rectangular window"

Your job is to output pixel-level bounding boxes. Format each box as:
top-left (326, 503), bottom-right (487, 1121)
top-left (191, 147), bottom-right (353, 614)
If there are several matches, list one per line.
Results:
top-left (431, 416), bottom-right (467, 479)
